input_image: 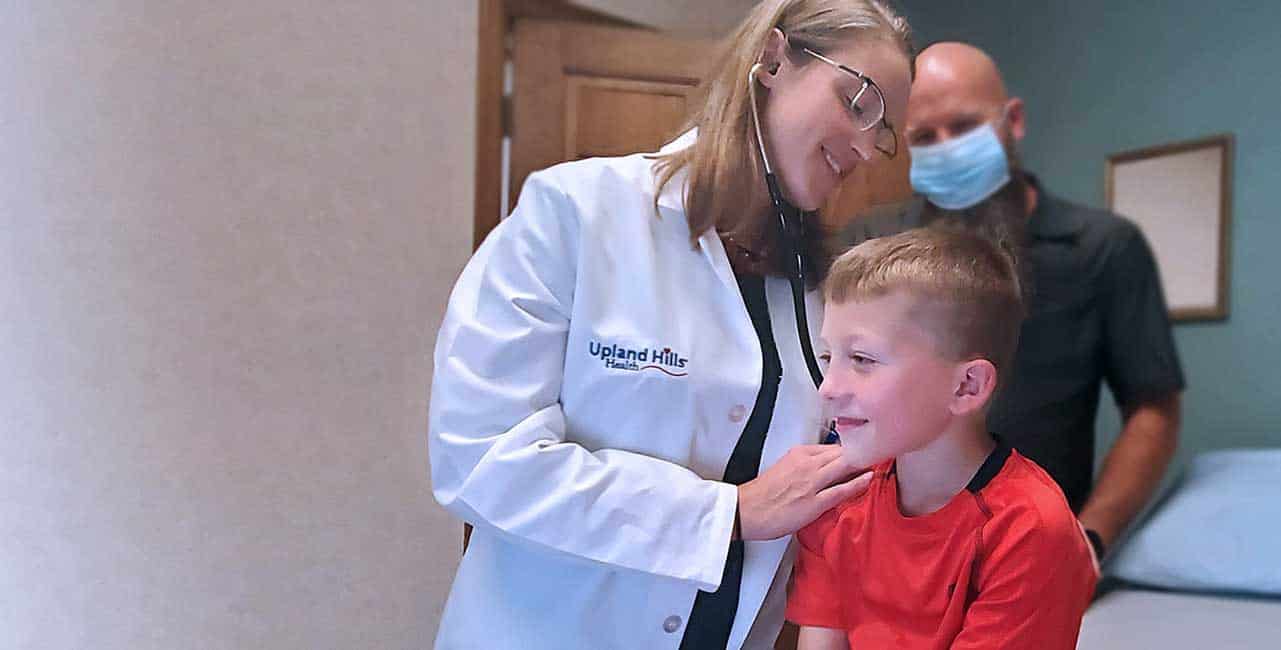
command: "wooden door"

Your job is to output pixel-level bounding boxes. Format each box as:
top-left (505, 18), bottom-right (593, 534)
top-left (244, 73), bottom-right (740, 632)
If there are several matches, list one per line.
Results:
top-left (508, 20), bottom-right (714, 216)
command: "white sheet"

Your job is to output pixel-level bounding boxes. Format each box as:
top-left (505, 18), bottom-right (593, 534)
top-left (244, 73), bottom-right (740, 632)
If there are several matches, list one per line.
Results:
top-left (1077, 588), bottom-right (1281, 649)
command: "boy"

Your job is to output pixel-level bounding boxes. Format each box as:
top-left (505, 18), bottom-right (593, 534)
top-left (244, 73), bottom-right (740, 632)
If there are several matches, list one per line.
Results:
top-left (787, 228), bottom-right (1098, 649)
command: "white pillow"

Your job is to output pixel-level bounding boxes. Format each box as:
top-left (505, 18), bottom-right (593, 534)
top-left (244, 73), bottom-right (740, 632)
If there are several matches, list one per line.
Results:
top-left (1108, 448), bottom-right (1281, 596)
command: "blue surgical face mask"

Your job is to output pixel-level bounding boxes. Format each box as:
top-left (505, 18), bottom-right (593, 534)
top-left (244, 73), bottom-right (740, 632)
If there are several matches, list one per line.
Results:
top-left (908, 121), bottom-right (1011, 210)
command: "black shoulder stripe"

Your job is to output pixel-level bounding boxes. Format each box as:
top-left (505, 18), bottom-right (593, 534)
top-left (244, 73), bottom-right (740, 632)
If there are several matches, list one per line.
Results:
top-left (965, 436), bottom-right (1012, 494)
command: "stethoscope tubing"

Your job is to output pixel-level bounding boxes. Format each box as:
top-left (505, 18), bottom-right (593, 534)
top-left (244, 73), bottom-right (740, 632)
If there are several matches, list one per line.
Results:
top-left (748, 63), bottom-right (839, 444)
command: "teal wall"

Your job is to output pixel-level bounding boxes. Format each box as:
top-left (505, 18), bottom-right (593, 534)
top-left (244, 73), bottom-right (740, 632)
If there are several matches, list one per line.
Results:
top-left (897, 0), bottom-right (1281, 465)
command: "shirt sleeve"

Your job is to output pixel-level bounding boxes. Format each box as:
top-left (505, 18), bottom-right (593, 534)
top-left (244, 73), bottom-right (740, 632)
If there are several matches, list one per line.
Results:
top-left (950, 510), bottom-right (1098, 650)
top-left (428, 170), bottom-right (738, 591)
top-left (785, 507), bottom-right (847, 629)
top-left (1101, 221), bottom-right (1186, 407)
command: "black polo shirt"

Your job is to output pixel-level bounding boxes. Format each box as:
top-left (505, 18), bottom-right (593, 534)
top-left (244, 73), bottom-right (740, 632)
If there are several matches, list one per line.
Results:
top-left (843, 178), bottom-right (1185, 512)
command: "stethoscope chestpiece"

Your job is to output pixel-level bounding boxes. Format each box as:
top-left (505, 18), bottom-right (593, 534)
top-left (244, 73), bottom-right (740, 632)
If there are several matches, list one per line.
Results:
top-left (822, 422), bottom-right (840, 445)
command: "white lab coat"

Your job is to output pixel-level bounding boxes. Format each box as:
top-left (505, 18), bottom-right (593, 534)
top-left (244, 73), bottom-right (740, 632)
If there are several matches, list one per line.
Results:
top-left (429, 132), bottom-right (826, 650)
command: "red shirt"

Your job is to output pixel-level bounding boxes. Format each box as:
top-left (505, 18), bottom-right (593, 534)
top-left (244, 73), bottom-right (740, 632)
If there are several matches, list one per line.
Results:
top-left (786, 444), bottom-right (1098, 650)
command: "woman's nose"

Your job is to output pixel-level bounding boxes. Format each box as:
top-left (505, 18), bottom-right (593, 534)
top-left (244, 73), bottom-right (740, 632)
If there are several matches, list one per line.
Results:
top-left (849, 130), bottom-right (875, 162)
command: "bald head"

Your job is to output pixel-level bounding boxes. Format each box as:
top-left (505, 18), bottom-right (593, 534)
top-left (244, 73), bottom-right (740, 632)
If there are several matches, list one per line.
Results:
top-left (917, 43), bottom-right (1008, 106)
top-left (904, 42), bottom-right (1024, 149)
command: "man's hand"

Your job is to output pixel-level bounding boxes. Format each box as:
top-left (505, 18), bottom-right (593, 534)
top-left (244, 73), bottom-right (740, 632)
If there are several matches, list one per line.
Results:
top-left (1079, 392), bottom-right (1181, 552)
top-left (1084, 528), bottom-right (1107, 569)
top-left (737, 445), bottom-right (871, 541)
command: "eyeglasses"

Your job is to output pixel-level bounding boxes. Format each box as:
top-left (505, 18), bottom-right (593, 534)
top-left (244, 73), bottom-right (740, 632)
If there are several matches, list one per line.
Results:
top-left (798, 47), bottom-right (898, 159)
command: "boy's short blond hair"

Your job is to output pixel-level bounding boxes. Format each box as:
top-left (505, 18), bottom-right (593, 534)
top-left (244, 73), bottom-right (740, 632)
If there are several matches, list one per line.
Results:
top-left (825, 227), bottom-right (1025, 375)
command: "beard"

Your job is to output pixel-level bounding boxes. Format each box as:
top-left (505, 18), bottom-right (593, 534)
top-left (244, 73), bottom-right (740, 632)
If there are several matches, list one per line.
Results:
top-left (921, 133), bottom-right (1029, 239)
top-left (919, 136), bottom-right (1032, 296)
top-left (921, 172), bottom-right (1029, 248)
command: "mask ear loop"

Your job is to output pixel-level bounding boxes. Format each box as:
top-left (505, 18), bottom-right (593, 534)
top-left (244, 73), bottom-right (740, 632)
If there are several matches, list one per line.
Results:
top-left (747, 61), bottom-right (837, 443)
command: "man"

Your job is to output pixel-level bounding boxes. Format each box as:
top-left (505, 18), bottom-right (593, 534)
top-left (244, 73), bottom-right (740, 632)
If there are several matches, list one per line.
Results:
top-left (846, 42), bottom-right (1184, 563)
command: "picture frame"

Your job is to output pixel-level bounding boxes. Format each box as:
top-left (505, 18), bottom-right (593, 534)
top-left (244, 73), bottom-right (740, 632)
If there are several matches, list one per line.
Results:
top-left (1105, 134), bottom-right (1233, 321)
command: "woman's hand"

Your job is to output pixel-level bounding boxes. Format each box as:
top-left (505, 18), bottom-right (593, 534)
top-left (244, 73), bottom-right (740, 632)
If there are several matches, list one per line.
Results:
top-left (736, 445), bottom-right (871, 541)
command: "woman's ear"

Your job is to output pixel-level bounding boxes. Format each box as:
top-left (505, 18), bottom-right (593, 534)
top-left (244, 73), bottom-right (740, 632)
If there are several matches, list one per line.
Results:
top-left (950, 359), bottom-right (998, 417)
top-left (755, 28), bottom-right (788, 89)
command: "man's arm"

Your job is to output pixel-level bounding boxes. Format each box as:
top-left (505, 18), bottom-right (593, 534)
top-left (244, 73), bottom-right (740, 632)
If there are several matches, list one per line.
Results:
top-left (1089, 221), bottom-right (1185, 557)
top-left (1078, 392), bottom-right (1181, 552)
top-left (796, 626), bottom-right (848, 650)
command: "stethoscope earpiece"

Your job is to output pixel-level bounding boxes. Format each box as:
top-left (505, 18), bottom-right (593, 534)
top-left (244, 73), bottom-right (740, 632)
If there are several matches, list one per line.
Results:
top-left (748, 62), bottom-right (780, 85)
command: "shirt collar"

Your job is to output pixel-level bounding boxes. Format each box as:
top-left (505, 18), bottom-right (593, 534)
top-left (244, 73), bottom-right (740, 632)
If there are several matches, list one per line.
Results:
top-left (649, 129), bottom-right (740, 290)
top-left (654, 129), bottom-right (697, 211)
top-left (884, 435), bottom-right (1011, 494)
top-left (1025, 173), bottom-right (1085, 240)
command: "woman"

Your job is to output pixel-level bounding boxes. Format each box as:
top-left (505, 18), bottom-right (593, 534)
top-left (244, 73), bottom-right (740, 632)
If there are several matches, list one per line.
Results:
top-left (429, 1), bottom-right (913, 648)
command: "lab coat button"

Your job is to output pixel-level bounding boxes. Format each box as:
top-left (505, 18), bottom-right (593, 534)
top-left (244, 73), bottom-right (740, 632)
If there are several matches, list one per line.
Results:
top-left (729, 404), bottom-right (748, 422)
top-left (662, 615), bottom-right (683, 633)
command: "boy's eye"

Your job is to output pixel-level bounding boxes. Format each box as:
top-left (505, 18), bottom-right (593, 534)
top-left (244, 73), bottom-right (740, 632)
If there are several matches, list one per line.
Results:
top-left (851, 353), bottom-right (875, 366)
top-left (818, 352), bottom-right (832, 366)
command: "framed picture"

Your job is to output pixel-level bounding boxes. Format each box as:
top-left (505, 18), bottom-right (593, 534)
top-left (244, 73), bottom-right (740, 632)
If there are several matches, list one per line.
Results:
top-left (1105, 134), bottom-right (1233, 321)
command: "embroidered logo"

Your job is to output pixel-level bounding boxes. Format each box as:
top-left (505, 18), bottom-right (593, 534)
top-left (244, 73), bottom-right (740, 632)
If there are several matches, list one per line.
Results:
top-left (589, 340), bottom-right (689, 377)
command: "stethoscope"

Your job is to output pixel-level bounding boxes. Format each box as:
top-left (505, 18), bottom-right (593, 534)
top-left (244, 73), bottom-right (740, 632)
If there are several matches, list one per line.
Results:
top-left (747, 62), bottom-right (840, 444)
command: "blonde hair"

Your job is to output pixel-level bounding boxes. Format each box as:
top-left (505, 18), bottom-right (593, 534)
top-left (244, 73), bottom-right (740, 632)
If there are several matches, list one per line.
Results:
top-left (651, 0), bottom-right (913, 282)
top-left (825, 228), bottom-right (1025, 375)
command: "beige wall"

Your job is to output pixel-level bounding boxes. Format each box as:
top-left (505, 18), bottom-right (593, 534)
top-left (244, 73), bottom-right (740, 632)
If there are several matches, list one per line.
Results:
top-left (1, 2), bottom-right (472, 648)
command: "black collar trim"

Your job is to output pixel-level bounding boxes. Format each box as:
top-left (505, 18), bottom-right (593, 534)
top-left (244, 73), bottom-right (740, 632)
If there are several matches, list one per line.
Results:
top-left (965, 436), bottom-right (1012, 493)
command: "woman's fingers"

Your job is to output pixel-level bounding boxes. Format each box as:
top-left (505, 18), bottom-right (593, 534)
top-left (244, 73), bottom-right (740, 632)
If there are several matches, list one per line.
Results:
top-left (736, 444), bottom-right (873, 541)
top-left (815, 449), bottom-right (865, 485)
top-left (815, 470), bottom-right (873, 509)
top-left (791, 443), bottom-right (837, 458)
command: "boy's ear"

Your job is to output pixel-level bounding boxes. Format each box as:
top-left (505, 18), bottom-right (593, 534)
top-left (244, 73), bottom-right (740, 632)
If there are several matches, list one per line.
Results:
top-left (950, 359), bottom-right (998, 417)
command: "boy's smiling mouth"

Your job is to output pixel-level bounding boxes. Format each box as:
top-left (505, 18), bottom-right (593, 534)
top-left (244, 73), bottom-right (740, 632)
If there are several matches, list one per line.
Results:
top-left (835, 416), bottom-right (869, 431)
